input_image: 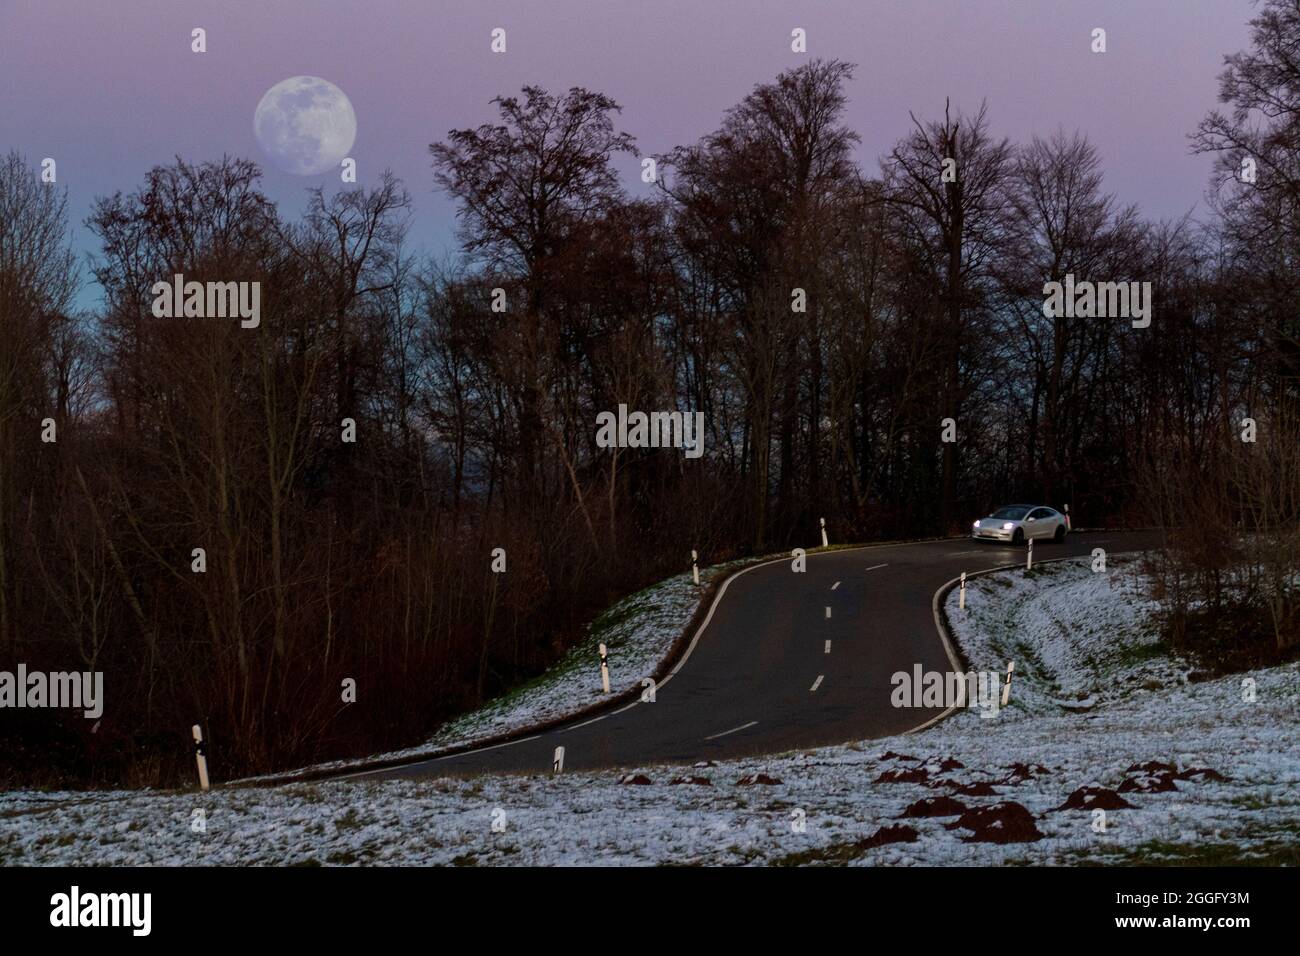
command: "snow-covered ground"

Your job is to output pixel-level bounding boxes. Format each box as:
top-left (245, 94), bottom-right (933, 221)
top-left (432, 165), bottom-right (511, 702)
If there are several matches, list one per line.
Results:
top-left (3, 555), bottom-right (1297, 865)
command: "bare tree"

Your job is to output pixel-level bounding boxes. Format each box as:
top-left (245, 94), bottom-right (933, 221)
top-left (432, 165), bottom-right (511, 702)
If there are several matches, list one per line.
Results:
top-left (883, 101), bottom-right (1015, 531)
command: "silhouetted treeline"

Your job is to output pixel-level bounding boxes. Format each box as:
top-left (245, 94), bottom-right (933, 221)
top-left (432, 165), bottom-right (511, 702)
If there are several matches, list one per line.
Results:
top-left (1, 6), bottom-right (1297, 786)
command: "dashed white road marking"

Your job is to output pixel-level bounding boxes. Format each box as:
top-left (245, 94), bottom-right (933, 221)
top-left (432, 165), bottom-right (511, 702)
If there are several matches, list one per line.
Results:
top-left (830, 580), bottom-right (841, 590)
top-left (704, 720), bottom-right (758, 741)
top-left (865, 563), bottom-right (889, 572)
top-left (824, 640), bottom-right (832, 654)
top-left (825, 606), bottom-right (832, 619)
top-left (810, 675), bottom-right (824, 692)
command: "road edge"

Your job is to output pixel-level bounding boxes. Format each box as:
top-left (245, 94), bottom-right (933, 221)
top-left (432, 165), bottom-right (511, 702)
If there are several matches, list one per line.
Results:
top-left (911, 540), bottom-right (1156, 735)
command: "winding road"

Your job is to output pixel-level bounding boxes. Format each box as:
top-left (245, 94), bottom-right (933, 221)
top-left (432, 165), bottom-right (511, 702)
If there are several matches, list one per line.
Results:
top-left (352, 531), bottom-right (1161, 781)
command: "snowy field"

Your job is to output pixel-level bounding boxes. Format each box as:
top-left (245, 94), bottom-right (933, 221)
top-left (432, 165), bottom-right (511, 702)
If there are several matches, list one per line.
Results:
top-left (3, 554), bottom-right (1297, 866)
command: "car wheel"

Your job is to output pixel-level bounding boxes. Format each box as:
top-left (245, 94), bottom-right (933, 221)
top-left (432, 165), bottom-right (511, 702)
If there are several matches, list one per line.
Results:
top-left (1053, 524), bottom-right (1066, 543)
top-left (1012, 528), bottom-right (1024, 546)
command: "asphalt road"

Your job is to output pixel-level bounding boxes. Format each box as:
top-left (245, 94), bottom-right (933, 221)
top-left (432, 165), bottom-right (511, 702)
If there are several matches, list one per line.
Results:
top-left (356, 531), bottom-right (1162, 781)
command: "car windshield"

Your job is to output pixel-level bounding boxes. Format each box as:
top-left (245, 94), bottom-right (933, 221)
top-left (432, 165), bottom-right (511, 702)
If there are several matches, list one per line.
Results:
top-left (990, 506), bottom-right (1029, 520)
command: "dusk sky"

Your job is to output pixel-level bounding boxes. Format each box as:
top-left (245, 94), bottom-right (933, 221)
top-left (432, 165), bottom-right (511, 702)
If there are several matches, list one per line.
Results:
top-left (1, 0), bottom-right (1254, 310)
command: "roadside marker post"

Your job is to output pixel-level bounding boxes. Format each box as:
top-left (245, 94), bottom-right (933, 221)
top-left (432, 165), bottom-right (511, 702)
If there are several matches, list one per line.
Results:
top-left (599, 642), bottom-right (610, 694)
top-left (959, 571), bottom-right (966, 610)
top-left (553, 746), bottom-right (565, 773)
top-left (1027, 537), bottom-right (1033, 570)
top-left (192, 724), bottom-right (210, 791)
top-left (692, 549), bottom-right (699, 586)
top-left (1064, 504), bottom-right (1071, 531)
top-left (1002, 661), bottom-right (1015, 706)
top-left (820, 517), bottom-right (828, 548)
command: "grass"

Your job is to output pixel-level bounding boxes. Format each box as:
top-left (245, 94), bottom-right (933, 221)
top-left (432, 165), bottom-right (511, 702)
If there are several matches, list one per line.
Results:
top-left (772, 838), bottom-right (886, 866)
top-left (1111, 638), bottom-right (1169, 669)
top-left (333, 808), bottom-right (363, 831)
top-left (1073, 836), bottom-right (1300, 867)
top-left (286, 784), bottom-right (324, 804)
top-left (1225, 794), bottom-right (1291, 812)
top-left (1023, 562), bottom-right (1066, 580)
top-left (589, 595), bottom-right (657, 644)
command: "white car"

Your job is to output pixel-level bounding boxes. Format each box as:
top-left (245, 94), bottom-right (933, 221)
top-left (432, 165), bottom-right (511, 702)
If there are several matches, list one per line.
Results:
top-left (971, 504), bottom-right (1068, 545)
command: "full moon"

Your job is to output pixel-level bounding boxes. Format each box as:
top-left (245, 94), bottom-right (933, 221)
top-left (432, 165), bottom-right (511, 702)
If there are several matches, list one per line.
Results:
top-left (253, 76), bottom-right (356, 176)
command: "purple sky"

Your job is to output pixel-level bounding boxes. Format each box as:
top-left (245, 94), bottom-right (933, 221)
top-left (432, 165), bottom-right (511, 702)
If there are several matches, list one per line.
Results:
top-left (0, 0), bottom-right (1254, 310)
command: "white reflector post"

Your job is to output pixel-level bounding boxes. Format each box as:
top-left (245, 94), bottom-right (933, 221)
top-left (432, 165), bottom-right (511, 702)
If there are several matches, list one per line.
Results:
top-left (192, 724), bottom-right (210, 791)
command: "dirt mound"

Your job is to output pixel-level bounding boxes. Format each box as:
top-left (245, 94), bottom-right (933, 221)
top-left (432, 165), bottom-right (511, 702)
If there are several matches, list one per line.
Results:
top-left (1176, 767), bottom-right (1231, 782)
top-left (735, 773), bottom-right (783, 786)
top-left (668, 775), bottom-right (712, 786)
top-left (875, 767), bottom-right (930, 784)
top-left (945, 801), bottom-right (1043, 843)
top-left (1000, 762), bottom-right (1051, 782)
top-left (619, 773), bottom-right (653, 785)
top-left (1126, 760), bottom-right (1177, 774)
top-left (1051, 786), bottom-right (1136, 811)
top-left (918, 756), bottom-right (965, 773)
top-left (858, 824), bottom-right (919, 848)
top-left (900, 795), bottom-right (967, 818)
top-left (945, 780), bottom-right (1000, 796)
top-left (1118, 772), bottom-right (1178, 793)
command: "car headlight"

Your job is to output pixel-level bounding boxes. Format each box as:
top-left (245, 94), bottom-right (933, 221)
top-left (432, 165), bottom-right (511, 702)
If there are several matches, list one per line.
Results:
top-left (1002, 522), bottom-right (1015, 530)
top-left (973, 520), bottom-right (980, 528)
